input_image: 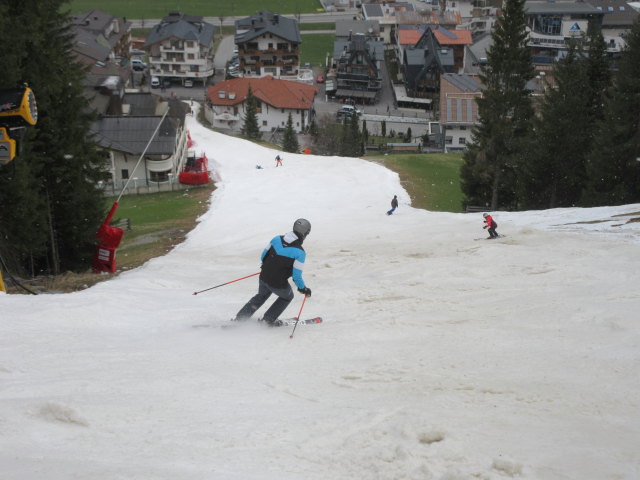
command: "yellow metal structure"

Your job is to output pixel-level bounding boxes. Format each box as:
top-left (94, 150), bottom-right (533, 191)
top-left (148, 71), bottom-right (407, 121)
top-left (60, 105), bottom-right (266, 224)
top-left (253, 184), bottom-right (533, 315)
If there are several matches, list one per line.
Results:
top-left (0, 271), bottom-right (5, 292)
top-left (0, 86), bottom-right (38, 127)
top-left (0, 127), bottom-right (17, 164)
top-left (0, 86), bottom-right (37, 164)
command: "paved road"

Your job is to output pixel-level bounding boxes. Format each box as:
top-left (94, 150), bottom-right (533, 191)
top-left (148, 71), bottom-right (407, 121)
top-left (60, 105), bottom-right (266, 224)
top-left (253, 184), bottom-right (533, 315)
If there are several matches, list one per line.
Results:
top-left (130, 11), bottom-right (359, 29)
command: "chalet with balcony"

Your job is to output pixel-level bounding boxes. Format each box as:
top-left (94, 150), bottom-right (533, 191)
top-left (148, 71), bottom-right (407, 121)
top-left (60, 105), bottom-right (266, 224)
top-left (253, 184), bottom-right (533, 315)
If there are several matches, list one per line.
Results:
top-left (144, 12), bottom-right (215, 86)
top-left (333, 33), bottom-right (384, 103)
top-left (90, 99), bottom-right (190, 191)
top-left (403, 27), bottom-right (456, 100)
top-left (235, 11), bottom-right (302, 78)
top-left (204, 76), bottom-right (318, 133)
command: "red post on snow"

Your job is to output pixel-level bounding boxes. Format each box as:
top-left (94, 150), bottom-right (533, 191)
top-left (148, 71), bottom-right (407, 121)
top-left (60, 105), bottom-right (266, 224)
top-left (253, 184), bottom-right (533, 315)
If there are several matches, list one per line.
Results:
top-left (92, 201), bottom-right (125, 273)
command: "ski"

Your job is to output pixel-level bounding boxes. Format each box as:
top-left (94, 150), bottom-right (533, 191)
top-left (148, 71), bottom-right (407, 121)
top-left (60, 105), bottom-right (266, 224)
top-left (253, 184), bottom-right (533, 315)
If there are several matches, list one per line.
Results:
top-left (193, 317), bottom-right (323, 329)
top-left (272, 317), bottom-right (323, 327)
top-left (474, 235), bottom-right (505, 241)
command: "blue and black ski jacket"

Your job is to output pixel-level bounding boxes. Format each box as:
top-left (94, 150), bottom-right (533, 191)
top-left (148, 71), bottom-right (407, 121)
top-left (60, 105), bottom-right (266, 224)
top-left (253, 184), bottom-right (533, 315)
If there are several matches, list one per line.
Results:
top-left (259, 232), bottom-right (306, 290)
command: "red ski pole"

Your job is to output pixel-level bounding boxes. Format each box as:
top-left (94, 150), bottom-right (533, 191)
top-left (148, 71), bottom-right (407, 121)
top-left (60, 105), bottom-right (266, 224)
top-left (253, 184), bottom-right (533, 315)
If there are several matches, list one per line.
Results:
top-left (193, 272), bottom-right (260, 295)
top-left (289, 294), bottom-right (308, 339)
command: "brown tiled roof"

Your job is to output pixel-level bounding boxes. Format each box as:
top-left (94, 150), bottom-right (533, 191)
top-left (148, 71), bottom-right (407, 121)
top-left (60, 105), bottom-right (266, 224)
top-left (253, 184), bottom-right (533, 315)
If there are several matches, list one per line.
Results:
top-left (433, 29), bottom-right (473, 46)
top-left (398, 29), bottom-right (423, 45)
top-left (206, 76), bottom-right (319, 109)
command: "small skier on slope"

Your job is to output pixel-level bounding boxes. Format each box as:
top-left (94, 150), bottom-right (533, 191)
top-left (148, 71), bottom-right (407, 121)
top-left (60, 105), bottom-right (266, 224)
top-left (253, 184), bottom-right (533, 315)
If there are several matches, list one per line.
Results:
top-left (233, 219), bottom-right (312, 326)
top-left (275, 155), bottom-right (283, 167)
top-left (387, 195), bottom-right (399, 215)
top-left (483, 213), bottom-right (499, 239)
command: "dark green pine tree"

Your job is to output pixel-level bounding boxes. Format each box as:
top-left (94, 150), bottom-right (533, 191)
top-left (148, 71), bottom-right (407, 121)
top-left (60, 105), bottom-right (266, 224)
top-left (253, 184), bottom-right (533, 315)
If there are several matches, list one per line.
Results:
top-left (339, 117), bottom-right (351, 156)
top-left (362, 120), bottom-right (369, 144)
top-left (242, 85), bottom-right (261, 140)
top-left (282, 113), bottom-right (299, 153)
top-left (0, 1), bottom-right (49, 274)
top-left (348, 113), bottom-right (363, 156)
top-left (582, 18), bottom-right (640, 206)
top-left (518, 42), bottom-right (592, 209)
top-left (461, 0), bottom-right (535, 210)
top-left (1, 0), bottom-right (108, 274)
top-left (584, 19), bottom-right (610, 125)
top-left (308, 118), bottom-right (319, 140)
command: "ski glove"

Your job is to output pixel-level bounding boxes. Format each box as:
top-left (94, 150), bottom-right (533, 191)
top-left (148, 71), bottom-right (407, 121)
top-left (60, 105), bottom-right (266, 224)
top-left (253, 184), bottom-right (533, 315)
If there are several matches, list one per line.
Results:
top-left (298, 287), bottom-right (312, 297)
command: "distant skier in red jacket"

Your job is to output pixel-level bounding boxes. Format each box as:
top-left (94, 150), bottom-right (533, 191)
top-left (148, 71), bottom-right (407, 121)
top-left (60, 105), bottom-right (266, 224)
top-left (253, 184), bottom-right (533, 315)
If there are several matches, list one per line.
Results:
top-left (483, 213), bottom-right (499, 238)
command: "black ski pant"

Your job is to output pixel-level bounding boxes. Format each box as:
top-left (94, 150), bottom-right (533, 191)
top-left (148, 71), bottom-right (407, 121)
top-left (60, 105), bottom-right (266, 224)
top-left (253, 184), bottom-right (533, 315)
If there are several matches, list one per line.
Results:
top-left (488, 227), bottom-right (498, 238)
top-left (235, 279), bottom-right (294, 323)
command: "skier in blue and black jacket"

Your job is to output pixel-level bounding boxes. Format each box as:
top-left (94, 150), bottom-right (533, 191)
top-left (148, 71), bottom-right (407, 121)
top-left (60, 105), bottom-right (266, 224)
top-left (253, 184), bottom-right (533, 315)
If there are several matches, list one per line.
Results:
top-left (234, 219), bottom-right (312, 326)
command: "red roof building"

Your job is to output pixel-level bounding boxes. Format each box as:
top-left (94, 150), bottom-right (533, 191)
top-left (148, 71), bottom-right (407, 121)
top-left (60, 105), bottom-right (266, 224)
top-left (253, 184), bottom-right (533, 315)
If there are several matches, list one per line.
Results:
top-left (432, 28), bottom-right (473, 71)
top-left (205, 76), bottom-right (319, 133)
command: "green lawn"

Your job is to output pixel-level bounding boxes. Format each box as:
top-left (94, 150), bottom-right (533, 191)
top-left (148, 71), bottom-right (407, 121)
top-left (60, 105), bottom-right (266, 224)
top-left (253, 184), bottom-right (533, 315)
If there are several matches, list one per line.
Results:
top-left (105, 186), bottom-right (212, 268)
top-left (369, 153), bottom-right (465, 212)
top-left (66, 0), bottom-right (324, 18)
top-left (300, 33), bottom-right (335, 69)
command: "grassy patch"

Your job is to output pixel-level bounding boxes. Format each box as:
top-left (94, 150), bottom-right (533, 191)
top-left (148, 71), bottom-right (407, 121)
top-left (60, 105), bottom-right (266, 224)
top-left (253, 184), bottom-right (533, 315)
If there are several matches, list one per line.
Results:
top-left (369, 153), bottom-right (465, 212)
top-left (109, 186), bottom-right (213, 270)
top-left (17, 185), bottom-right (214, 293)
top-left (300, 33), bottom-right (335, 68)
top-left (65, 0), bottom-right (323, 18)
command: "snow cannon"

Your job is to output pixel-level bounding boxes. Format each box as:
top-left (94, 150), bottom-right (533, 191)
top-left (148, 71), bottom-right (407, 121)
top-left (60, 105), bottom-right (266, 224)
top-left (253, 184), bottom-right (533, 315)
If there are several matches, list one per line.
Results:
top-left (0, 86), bottom-right (38, 165)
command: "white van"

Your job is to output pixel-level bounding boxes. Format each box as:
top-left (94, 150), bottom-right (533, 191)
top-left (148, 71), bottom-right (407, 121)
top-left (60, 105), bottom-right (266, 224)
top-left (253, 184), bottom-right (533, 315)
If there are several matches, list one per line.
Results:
top-left (150, 77), bottom-right (160, 88)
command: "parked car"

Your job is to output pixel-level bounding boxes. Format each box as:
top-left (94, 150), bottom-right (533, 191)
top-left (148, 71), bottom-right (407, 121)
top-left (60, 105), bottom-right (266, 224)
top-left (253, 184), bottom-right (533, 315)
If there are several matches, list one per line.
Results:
top-left (131, 58), bottom-right (147, 71)
top-left (162, 78), bottom-right (172, 88)
top-left (336, 105), bottom-right (362, 118)
top-left (150, 76), bottom-right (160, 88)
top-left (184, 79), bottom-right (193, 88)
top-left (316, 74), bottom-right (325, 84)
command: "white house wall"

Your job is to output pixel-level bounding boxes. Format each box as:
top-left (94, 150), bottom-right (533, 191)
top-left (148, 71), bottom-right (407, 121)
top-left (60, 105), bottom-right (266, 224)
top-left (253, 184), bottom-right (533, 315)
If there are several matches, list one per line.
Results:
top-left (107, 127), bottom-right (188, 186)
top-left (206, 102), bottom-right (310, 134)
top-left (149, 38), bottom-right (214, 80)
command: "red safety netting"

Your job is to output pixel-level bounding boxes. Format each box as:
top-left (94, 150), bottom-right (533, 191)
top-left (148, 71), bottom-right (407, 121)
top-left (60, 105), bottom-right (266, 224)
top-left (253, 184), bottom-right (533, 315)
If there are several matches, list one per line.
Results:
top-left (179, 152), bottom-right (210, 185)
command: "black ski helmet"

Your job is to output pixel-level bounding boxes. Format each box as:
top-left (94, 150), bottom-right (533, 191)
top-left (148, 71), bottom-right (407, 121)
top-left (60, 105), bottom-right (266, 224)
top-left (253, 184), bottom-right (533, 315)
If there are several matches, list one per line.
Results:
top-left (293, 218), bottom-right (311, 239)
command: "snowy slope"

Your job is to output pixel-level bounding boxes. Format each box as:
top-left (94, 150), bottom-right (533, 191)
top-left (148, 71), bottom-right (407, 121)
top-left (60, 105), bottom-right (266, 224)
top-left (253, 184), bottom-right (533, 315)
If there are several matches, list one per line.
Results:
top-left (1, 109), bottom-right (639, 480)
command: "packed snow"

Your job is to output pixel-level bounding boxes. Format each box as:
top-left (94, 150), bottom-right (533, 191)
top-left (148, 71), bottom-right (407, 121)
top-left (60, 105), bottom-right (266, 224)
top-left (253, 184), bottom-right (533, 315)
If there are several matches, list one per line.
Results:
top-left (1, 107), bottom-right (639, 479)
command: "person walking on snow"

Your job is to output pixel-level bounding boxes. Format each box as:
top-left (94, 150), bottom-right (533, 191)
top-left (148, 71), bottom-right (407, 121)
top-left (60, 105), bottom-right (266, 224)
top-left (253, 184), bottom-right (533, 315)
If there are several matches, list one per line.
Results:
top-left (275, 155), bottom-right (283, 167)
top-left (483, 213), bottom-right (499, 238)
top-left (387, 195), bottom-right (398, 215)
top-left (233, 219), bottom-right (312, 326)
